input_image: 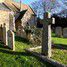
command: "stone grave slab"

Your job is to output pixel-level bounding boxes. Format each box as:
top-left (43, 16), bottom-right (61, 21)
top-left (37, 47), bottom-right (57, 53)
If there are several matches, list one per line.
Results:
top-left (63, 28), bottom-right (67, 38)
top-left (8, 30), bottom-right (15, 51)
top-left (55, 27), bottom-right (62, 37)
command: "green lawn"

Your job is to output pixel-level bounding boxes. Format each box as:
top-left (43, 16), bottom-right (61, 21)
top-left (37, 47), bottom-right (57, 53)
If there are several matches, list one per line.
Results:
top-left (0, 36), bottom-right (54, 67)
top-left (52, 37), bottom-right (67, 65)
top-left (34, 36), bottom-right (67, 65)
top-left (52, 37), bottom-right (67, 45)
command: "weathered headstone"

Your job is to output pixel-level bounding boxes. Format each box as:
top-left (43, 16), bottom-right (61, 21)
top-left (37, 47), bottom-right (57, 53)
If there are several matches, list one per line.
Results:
top-left (41, 12), bottom-right (55, 58)
top-left (3, 23), bottom-right (8, 46)
top-left (0, 24), bottom-right (3, 41)
top-left (8, 30), bottom-right (15, 51)
top-left (55, 27), bottom-right (62, 37)
top-left (63, 28), bottom-right (67, 38)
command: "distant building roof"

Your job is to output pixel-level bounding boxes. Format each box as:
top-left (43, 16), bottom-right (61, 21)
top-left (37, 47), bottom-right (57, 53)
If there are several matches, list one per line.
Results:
top-left (3, 0), bottom-right (35, 15)
top-left (15, 10), bottom-right (27, 21)
top-left (0, 3), bottom-right (10, 11)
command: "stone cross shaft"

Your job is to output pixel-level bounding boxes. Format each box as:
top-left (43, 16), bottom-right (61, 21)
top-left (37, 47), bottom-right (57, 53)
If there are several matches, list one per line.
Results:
top-left (42, 12), bottom-right (55, 58)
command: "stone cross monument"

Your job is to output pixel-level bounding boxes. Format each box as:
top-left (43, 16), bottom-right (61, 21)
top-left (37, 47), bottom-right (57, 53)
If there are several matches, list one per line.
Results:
top-left (41, 12), bottom-right (55, 58)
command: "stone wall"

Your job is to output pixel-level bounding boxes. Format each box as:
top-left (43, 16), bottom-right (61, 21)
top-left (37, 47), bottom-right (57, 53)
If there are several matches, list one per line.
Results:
top-left (21, 11), bottom-right (36, 28)
top-left (0, 10), bottom-right (15, 31)
top-left (0, 10), bottom-right (9, 30)
top-left (0, 10), bottom-right (15, 50)
top-left (9, 11), bottom-right (15, 31)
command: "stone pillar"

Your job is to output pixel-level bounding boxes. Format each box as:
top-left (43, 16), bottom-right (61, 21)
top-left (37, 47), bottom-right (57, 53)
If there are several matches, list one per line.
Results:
top-left (42, 12), bottom-right (55, 58)
top-left (3, 23), bottom-right (8, 46)
top-left (8, 30), bottom-right (15, 51)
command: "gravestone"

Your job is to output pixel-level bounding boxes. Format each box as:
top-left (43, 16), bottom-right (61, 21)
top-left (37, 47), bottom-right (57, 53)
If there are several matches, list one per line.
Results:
top-left (8, 30), bottom-right (15, 51)
top-left (3, 23), bottom-right (8, 46)
top-left (55, 27), bottom-right (62, 37)
top-left (0, 24), bottom-right (3, 41)
top-left (41, 12), bottom-right (55, 58)
top-left (63, 28), bottom-right (67, 38)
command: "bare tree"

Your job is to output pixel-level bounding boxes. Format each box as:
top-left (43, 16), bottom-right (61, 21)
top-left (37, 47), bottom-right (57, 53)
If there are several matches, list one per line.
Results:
top-left (31, 0), bottom-right (67, 18)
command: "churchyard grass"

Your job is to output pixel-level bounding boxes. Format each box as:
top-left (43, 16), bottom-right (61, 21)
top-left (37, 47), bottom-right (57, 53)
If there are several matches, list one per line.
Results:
top-left (52, 37), bottom-right (67, 45)
top-left (34, 34), bottom-right (67, 65)
top-left (0, 36), bottom-right (54, 67)
top-left (52, 37), bottom-right (67, 65)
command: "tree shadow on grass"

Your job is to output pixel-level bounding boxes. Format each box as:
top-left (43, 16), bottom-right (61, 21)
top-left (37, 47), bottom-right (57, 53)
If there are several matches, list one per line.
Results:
top-left (0, 42), bottom-right (10, 49)
top-left (15, 36), bottom-right (31, 44)
top-left (52, 44), bottom-right (67, 50)
top-left (0, 48), bottom-right (55, 67)
top-left (0, 42), bottom-right (55, 67)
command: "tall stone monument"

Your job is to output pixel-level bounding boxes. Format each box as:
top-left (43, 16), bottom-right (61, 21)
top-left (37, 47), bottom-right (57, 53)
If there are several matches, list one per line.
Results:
top-left (42, 12), bottom-right (55, 58)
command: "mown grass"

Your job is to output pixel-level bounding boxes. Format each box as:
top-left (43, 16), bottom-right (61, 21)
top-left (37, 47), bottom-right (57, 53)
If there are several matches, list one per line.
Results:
top-left (0, 36), bottom-right (54, 67)
top-left (34, 33), bottom-right (67, 65)
top-left (52, 37), bottom-right (67, 45)
top-left (52, 37), bottom-right (67, 65)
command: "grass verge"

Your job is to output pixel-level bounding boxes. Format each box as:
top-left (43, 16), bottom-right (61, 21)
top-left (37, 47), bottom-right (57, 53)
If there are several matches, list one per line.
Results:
top-left (0, 36), bottom-right (54, 67)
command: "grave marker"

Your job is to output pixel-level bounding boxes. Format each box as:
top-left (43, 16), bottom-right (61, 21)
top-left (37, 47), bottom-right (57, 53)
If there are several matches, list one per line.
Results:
top-left (8, 30), bottom-right (15, 51)
top-left (63, 28), bottom-right (67, 38)
top-left (3, 23), bottom-right (8, 46)
top-left (0, 24), bottom-right (3, 41)
top-left (55, 27), bottom-right (62, 37)
top-left (41, 12), bottom-right (55, 58)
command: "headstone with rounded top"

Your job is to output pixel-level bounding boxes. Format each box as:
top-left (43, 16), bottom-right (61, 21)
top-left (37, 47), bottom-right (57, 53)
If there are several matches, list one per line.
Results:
top-left (8, 30), bottom-right (15, 51)
top-left (3, 23), bottom-right (8, 46)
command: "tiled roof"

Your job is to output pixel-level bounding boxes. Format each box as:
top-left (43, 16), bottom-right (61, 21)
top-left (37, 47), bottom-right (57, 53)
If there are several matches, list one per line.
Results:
top-left (0, 3), bottom-right (10, 11)
top-left (3, 0), bottom-right (35, 14)
top-left (15, 10), bottom-right (27, 21)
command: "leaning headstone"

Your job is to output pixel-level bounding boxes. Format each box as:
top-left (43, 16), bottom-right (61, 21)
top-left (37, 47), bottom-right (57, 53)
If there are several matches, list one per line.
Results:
top-left (8, 30), bottom-right (15, 51)
top-left (63, 28), bottom-right (67, 38)
top-left (55, 27), bottom-right (62, 37)
top-left (3, 23), bottom-right (8, 46)
top-left (41, 12), bottom-right (55, 58)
